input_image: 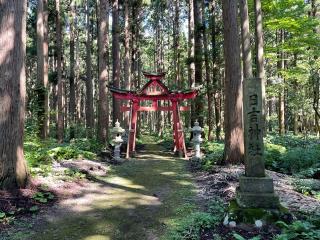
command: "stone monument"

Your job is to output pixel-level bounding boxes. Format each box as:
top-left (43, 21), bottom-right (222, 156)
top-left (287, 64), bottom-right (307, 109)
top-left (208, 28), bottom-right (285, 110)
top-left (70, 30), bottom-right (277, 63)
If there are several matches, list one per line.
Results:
top-left (236, 78), bottom-right (279, 209)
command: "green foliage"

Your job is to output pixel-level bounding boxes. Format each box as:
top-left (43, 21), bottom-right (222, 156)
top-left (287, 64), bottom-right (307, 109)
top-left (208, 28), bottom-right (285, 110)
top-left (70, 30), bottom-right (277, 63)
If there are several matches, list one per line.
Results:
top-left (167, 212), bottom-right (217, 240)
top-left (29, 206), bottom-right (39, 212)
top-left (262, 135), bottom-right (320, 175)
top-left (202, 134), bottom-right (319, 177)
top-left (32, 192), bottom-right (55, 203)
top-left (0, 211), bottom-right (6, 219)
top-left (275, 219), bottom-right (320, 240)
top-left (199, 141), bottom-right (224, 171)
top-left (167, 199), bottom-right (226, 240)
top-left (63, 169), bottom-right (86, 180)
top-left (233, 233), bottom-right (261, 240)
top-left (293, 179), bottom-right (320, 197)
top-left (264, 143), bottom-right (287, 170)
top-left (24, 133), bottom-right (100, 177)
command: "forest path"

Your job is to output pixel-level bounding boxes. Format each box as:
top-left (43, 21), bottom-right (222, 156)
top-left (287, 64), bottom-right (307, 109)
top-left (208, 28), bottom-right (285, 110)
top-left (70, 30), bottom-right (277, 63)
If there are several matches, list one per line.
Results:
top-left (10, 136), bottom-right (197, 240)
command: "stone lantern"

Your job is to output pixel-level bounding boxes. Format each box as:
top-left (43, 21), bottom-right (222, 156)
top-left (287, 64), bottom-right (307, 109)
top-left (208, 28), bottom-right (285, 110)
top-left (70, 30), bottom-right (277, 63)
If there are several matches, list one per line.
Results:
top-left (190, 120), bottom-right (203, 159)
top-left (111, 120), bottom-right (125, 161)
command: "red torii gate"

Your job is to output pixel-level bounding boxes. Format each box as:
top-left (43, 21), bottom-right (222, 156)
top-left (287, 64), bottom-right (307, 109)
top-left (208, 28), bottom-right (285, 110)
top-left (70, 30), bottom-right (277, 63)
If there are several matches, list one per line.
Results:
top-left (109, 72), bottom-right (198, 158)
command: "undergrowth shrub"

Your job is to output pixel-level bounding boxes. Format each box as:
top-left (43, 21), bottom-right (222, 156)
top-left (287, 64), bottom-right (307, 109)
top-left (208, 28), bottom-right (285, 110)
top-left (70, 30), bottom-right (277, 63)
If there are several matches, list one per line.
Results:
top-left (167, 199), bottom-right (226, 240)
top-left (275, 218), bottom-right (320, 240)
top-left (200, 142), bottom-right (224, 171)
top-left (264, 143), bottom-right (287, 171)
top-left (24, 135), bottom-right (101, 175)
top-left (201, 134), bottom-right (319, 176)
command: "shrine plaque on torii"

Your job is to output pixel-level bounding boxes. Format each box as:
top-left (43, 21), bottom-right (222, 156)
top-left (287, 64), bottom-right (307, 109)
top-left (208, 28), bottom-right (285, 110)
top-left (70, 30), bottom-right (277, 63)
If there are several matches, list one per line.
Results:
top-left (109, 72), bottom-right (198, 159)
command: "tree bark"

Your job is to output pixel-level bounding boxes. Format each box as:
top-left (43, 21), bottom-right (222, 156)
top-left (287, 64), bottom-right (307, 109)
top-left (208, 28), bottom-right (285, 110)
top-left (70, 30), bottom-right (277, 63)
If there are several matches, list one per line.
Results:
top-left (173, 0), bottom-right (180, 87)
top-left (124, 0), bottom-right (131, 128)
top-left (277, 30), bottom-right (285, 135)
top-left (239, 0), bottom-right (253, 79)
top-left (189, 0), bottom-right (195, 127)
top-left (203, 0), bottom-right (214, 140)
top-left (211, 1), bottom-right (221, 141)
top-left (254, 0), bottom-right (266, 134)
top-left (56, 0), bottom-right (64, 143)
top-left (0, 0), bottom-right (28, 189)
top-left (69, 0), bottom-right (76, 139)
top-left (97, 0), bottom-right (110, 143)
top-left (222, 0), bottom-right (244, 164)
top-left (311, 0), bottom-right (320, 136)
top-left (193, 0), bottom-right (204, 127)
top-left (86, 0), bottom-right (94, 138)
top-left (112, 0), bottom-right (121, 124)
top-left (37, 0), bottom-right (49, 139)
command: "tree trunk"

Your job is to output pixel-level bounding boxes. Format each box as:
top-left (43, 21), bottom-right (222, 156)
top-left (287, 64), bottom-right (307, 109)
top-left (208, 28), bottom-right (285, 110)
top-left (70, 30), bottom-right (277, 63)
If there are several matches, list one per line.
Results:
top-left (312, 0), bottom-right (320, 136)
top-left (277, 30), bottom-right (285, 135)
top-left (203, 0), bottom-right (214, 140)
top-left (86, 0), bottom-right (94, 138)
top-left (112, 0), bottom-right (121, 124)
top-left (254, 0), bottom-right (266, 134)
top-left (211, 1), bottom-right (221, 141)
top-left (69, 0), bottom-right (76, 139)
top-left (97, 0), bottom-right (110, 143)
top-left (222, 0), bottom-right (244, 164)
top-left (239, 0), bottom-right (253, 79)
top-left (189, 0), bottom-right (195, 127)
top-left (0, 0), bottom-right (28, 189)
top-left (268, 97), bottom-right (273, 132)
top-left (124, 0), bottom-right (131, 128)
top-left (56, 0), bottom-right (64, 143)
top-left (37, 0), bottom-right (49, 139)
top-left (193, 0), bottom-right (204, 127)
top-left (173, 0), bottom-right (180, 87)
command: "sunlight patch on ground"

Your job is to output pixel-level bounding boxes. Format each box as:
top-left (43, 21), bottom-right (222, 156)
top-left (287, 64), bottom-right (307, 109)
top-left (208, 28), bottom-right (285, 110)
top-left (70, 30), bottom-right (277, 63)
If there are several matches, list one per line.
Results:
top-left (160, 171), bottom-right (177, 176)
top-left (83, 235), bottom-right (110, 240)
top-left (177, 180), bottom-right (193, 186)
top-left (108, 176), bottom-right (146, 189)
top-left (92, 189), bottom-right (161, 210)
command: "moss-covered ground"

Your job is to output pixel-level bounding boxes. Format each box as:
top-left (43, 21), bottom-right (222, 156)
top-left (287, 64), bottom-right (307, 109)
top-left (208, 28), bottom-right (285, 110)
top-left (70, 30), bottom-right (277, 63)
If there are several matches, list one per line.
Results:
top-left (6, 135), bottom-right (198, 240)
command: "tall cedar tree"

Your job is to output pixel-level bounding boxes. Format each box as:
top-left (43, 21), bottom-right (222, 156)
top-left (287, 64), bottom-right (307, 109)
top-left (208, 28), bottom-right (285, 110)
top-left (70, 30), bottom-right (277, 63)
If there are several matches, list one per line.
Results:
top-left (97, 0), bottom-right (110, 143)
top-left (193, 0), bottom-right (204, 127)
top-left (36, 0), bottom-right (49, 139)
top-left (124, 0), bottom-right (131, 128)
top-left (69, 0), bottom-right (76, 139)
top-left (86, 0), bottom-right (94, 138)
top-left (222, 0), bottom-right (244, 164)
top-left (112, 0), bottom-right (121, 124)
top-left (203, 0), bottom-right (214, 140)
top-left (0, 0), bottom-right (28, 189)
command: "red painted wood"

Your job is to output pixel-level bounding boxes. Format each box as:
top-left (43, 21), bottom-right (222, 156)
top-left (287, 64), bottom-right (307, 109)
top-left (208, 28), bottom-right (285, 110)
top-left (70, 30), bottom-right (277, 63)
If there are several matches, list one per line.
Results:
top-left (120, 106), bottom-right (190, 112)
top-left (112, 72), bottom-right (195, 159)
top-left (172, 101), bottom-right (180, 153)
top-left (112, 91), bottom-right (197, 101)
top-left (128, 101), bottom-right (139, 156)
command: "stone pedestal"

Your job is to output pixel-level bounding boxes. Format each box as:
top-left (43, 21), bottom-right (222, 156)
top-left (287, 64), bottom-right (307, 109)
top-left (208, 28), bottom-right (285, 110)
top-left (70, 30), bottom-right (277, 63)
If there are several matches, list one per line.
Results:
top-left (236, 176), bottom-right (279, 209)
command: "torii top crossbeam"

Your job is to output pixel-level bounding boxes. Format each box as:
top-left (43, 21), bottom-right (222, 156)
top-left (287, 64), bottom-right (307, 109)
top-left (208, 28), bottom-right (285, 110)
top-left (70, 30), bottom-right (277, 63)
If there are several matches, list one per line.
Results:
top-left (109, 72), bottom-right (198, 158)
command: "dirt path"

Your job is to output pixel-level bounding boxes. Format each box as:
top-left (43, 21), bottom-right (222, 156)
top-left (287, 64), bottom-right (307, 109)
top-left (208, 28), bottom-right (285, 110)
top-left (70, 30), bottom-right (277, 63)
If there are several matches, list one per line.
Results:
top-left (5, 138), bottom-right (197, 240)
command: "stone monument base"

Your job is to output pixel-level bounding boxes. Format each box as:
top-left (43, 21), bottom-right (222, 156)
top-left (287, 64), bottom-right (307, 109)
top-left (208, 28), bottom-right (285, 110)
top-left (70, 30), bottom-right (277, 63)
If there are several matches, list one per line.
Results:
top-left (236, 176), bottom-right (280, 209)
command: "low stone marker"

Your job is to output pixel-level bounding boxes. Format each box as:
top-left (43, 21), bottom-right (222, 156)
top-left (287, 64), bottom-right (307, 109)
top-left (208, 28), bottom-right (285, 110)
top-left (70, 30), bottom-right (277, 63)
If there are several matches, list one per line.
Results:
top-left (236, 77), bottom-right (279, 209)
